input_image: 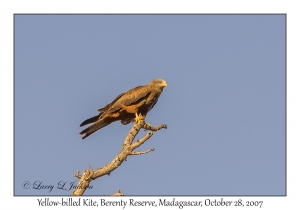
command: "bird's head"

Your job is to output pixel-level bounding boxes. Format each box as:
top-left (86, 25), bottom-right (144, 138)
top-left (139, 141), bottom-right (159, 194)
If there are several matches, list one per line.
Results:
top-left (151, 78), bottom-right (168, 88)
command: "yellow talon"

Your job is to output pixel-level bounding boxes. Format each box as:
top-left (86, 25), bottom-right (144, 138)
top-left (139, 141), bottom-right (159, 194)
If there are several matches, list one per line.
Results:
top-left (134, 113), bottom-right (140, 124)
top-left (134, 113), bottom-right (145, 124)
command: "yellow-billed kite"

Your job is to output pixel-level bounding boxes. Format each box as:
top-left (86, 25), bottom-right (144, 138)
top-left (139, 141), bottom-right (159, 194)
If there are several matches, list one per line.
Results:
top-left (79, 78), bottom-right (167, 139)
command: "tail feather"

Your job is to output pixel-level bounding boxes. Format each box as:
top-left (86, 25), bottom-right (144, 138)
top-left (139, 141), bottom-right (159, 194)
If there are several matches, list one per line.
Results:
top-left (80, 119), bottom-right (111, 139)
top-left (80, 115), bottom-right (100, 127)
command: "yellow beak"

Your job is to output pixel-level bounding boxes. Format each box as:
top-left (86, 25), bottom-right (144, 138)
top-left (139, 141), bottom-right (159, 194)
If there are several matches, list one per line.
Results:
top-left (163, 81), bottom-right (168, 87)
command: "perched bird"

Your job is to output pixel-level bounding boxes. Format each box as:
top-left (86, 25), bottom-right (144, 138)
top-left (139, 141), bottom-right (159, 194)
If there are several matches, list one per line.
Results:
top-left (79, 78), bottom-right (167, 139)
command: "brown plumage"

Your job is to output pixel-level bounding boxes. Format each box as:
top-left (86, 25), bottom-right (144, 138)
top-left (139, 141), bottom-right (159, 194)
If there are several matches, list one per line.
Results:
top-left (79, 78), bottom-right (167, 139)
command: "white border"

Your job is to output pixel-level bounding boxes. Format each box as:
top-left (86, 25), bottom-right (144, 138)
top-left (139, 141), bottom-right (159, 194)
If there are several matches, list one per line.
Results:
top-left (1, 1), bottom-right (298, 209)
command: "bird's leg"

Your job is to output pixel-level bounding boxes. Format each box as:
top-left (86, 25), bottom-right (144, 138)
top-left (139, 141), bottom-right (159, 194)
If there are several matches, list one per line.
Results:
top-left (134, 113), bottom-right (141, 124)
top-left (138, 113), bottom-right (145, 121)
top-left (133, 113), bottom-right (165, 131)
top-left (134, 113), bottom-right (146, 124)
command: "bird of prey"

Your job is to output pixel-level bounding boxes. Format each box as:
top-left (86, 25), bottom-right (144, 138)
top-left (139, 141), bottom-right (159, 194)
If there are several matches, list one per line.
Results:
top-left (79, 78), bottom-right (168, 139)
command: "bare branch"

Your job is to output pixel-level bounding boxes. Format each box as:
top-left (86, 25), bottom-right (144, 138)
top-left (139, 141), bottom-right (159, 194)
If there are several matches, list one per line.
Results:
top-left (130, 148), bottom-right (155, 156)
top-left (111, 189), bottom-right (124, 196)
top-left (72, 168), bottom-right (94, 196)
top-left (74, 170), bottom-right (81, 179)
top-left (131, 131), bottom-right (153, 150)
top-left (72, 119), bottom-right (166, 196)
top-left (123, 122), bottom-right (143, 146)
top-left (143, 123), bottom-right (167, 131)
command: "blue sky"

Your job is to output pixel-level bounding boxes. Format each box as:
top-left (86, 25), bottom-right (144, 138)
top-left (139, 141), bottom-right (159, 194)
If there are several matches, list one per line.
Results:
top-left (14, 14), bottom-right (285, 196)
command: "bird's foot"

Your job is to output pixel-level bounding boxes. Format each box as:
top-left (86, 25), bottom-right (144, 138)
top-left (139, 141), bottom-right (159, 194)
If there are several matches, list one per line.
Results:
top-left (134, 113), bottom-right (145, 124)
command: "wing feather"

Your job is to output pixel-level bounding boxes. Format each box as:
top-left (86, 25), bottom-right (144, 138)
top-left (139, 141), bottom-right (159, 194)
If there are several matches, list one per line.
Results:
top-left (107, 85), bottom-right (152, 112)
top-left (97, 92), bottom-right (126, 112)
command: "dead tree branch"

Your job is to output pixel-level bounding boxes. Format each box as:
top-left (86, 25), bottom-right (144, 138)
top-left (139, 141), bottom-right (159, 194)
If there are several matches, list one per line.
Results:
top-left (111, 189), bottom-right (124, 196)
top-left (72, 120), bottom-right (167, 196)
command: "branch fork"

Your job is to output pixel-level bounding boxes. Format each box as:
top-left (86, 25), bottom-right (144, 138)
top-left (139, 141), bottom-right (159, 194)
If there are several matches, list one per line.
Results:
top-left (72, 119), bottom-right (167, 196)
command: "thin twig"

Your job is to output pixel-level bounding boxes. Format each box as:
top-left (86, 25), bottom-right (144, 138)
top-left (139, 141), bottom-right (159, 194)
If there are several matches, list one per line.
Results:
top-left (130, 148), bottom-right (155, 156)
top-left (143, 123), bottom-right (167, 131)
